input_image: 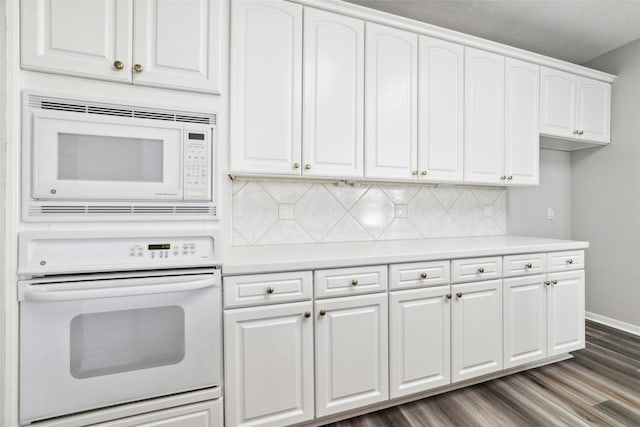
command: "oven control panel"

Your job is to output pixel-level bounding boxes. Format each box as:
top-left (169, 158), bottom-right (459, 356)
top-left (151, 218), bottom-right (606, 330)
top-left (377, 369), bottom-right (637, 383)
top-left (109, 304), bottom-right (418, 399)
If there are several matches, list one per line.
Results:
top-left (18, 231), bottom-right (220, 275)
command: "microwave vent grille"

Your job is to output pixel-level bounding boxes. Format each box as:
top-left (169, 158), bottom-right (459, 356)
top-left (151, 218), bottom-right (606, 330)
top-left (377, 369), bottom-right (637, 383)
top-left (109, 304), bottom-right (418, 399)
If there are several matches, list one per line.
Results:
top-left (29, 95), bottom-right (216, 126)
top-left (29, 204), bottom-right (217, 218)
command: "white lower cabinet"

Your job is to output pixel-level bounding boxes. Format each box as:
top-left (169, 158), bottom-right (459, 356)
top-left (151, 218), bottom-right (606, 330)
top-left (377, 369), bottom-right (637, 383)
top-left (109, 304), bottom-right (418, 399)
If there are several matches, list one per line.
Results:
top-left (451, 279), bottom-right (503, 382)
top-left (224, 302), bottom-right (314, 427)
top-left (503, 275), bottom-right (547, 368)
top-left (547, 270), bottom-right (585, 356)
top-left (315, 293), bottom-right (389, 417)
top-left (389, 286), bottom-right (451, 398)
top-left (96, 400), bottom-right (223, 427)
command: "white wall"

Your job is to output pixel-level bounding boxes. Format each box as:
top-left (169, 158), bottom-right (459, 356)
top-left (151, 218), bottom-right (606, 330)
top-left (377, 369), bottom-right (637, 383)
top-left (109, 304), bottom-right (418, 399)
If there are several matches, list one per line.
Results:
top-left (506, 148), bottom-right (572, 239)
top-left (572, 38), bottom-right (640, 329)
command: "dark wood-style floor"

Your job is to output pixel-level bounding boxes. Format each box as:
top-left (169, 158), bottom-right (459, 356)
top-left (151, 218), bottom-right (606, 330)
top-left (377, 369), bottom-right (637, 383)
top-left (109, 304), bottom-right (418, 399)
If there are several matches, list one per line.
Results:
top-left (326, 320), bottom-right (640, 426)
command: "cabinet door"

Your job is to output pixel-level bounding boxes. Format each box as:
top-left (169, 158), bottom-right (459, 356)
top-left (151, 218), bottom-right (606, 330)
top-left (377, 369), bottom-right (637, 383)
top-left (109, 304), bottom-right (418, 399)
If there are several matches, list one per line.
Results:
top-left (21, 0), bottom-right (133, 82)
top-left (547, 270), bottom-right (585, 357)
top-left (464, 48), bottom-right (505, 184)
top-left (540, 67), bottom-right (577, 138)
top-left (315, 293), bottom-right (388, 417)
top-left (389, 286), bottom-right (451, 399)
top-left (451, 279), bottom-right (503, 382)
top-left (230, 0), bottom-right (302, 175)
top-left (417, 36), bottom-right (464, 183)
top-left (132, 0), bottom-right (223, 93)
top-left (96, 400), bottom-right (222, 427)
top-left (224, 302), bottom-right (314, 427)
top-left (503, 275), bottom-right (546, 369)
top-left (365, 23), bottom-right (418, 180)
top-left (303, 9), bottom-right (364, 178)
top-left (505, 58), bottom-right (539, 186)
top-left (576, 77), bottom-right (611, 143)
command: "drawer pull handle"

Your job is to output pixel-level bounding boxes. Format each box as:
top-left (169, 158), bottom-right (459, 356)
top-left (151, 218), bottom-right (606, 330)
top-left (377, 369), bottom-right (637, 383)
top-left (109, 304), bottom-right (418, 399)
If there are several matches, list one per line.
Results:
top-left (266, 287), bottom-right (274, 294)
top-left (445, 293), bottom-right (452, 299)
top-left (319, 309), bottom-right (326, 316)
top-left (351, 279), bottom-right (359, 286)
top-left (568, 259), bottom-right (574, 264)
top-left (545, 280), bottom-right (551, 286)
top-left (420, 272), bottom-right (427, 279)
top-left (456, 292), bottom-right (463, 298)
top-left (304, 311), bottom-right (311, 318)
top-left (552, 280), bottom-right (558, 285)
top-left (526, 263), bottom-right (533, 269)
top-left (477, 267), bottom-right (485, 273)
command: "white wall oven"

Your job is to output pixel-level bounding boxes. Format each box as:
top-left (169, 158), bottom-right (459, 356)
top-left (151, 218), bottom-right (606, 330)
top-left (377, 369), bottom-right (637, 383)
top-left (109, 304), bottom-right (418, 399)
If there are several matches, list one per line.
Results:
top-left (23, 91), bottom-right (218, 221)
top-left (17, 231), bottom-right (222, 425)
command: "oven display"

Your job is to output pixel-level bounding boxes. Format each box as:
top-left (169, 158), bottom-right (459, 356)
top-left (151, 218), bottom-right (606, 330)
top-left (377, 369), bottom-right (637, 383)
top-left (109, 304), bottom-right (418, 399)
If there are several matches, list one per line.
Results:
top-left (148, 244), bottom-right (171, 250)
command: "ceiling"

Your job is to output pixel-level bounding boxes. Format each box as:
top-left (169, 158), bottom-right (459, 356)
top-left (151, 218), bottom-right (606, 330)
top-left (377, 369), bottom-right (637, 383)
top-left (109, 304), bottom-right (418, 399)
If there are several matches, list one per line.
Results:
top-left (343, 0), bottom-right (640, 64)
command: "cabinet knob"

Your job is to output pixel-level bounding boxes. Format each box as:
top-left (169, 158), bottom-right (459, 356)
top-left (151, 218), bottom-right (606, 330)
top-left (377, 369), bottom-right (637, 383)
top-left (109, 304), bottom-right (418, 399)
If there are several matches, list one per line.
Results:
top-left (552, 280), bottom-right (558, 284)
top-left (304, 164), bottom-right (311, 170)
top-left (304, 311), bottom-right (311, 318)
top-left (420, 272), bottom-right (427, 279)
top-left (133, 63), bottom-right (144, 73)
top-left (266, 286), bottom-right (274, 294)
top-left (351, 279), bottom-right (359, 286)
top-left (319, 309), bottom-right (326, 316)
top-left (412, 170), bottom-right (418, 176)
top-left (578, 130), bottom-right (584, 135)
top-left (507, 176), bottom-right (513, 180)
top-left (421, 170), bottom-right (427, 176)
top-left (113, 60), bottom-right (125, 70)
top-left (526, 263), bottom-right (533, 269)
top-left (477, 267), bottom-right (485, 273)
top-left (456, 292), bottom-right (462, 298)
top-left (573, 130), bottom-right (579, 135)
top-left (293, 162), bottom-right (300, 169)
top-left (501, 175), bottom-right (507, 180)
top-left (445, 293), bottom-right (452, 299)
top-left (567, 259), bottom-right (574, 264)
top-left (545, 280), bottom-right (551, 286)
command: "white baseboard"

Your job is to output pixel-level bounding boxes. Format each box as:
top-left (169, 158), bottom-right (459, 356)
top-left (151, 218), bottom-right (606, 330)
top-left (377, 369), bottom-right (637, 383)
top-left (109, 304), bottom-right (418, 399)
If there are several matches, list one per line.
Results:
top-left (586, 311), bottom-right (640, 336)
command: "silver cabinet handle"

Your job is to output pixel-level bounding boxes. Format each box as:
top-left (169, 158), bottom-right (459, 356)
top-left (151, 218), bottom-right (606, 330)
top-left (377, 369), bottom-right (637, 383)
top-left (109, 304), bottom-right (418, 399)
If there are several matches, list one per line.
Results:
top-left (526, 263), bottom-right (533, 269)
top-left (477, 267), bottom-right (485, 273)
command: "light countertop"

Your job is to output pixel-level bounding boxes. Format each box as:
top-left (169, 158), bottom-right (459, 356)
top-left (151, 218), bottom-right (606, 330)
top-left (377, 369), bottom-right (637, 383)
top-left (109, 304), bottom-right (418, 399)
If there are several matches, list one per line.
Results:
top-left (222, 235), bottom-right (588, 275)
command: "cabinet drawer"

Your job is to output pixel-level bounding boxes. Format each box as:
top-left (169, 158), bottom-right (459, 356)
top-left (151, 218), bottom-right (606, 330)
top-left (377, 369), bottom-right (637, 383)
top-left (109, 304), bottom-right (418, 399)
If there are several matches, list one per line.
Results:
top-left (224, 271), bottom-right (312, 308)
top-left (96, 399), bottom-right (223, 427)
top-left (389, 261), bottom-right (450, 290)
top-left (547, 251), bottom-right (584, 272)
top-left (451, 257), bottom-right (502, 283)
top-left (503, 253), bottom-right (547, 277)
top-left (315, 265), bottom-right (388, 298)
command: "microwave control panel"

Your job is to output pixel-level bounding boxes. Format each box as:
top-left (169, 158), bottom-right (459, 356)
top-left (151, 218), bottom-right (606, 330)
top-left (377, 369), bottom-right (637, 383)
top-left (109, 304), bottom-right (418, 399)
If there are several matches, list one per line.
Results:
top-left (184, 128), bottom-right (212, 201)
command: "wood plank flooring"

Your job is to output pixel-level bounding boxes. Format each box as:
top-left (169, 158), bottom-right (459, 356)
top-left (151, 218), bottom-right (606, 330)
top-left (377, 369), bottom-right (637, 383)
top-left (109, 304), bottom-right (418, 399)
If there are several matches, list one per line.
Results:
top-left (325, 320), bottom-right (640, 426)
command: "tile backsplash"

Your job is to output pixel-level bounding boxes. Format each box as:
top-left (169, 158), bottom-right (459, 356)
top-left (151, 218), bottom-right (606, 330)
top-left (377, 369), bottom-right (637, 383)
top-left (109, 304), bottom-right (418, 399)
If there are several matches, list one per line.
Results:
top-left (232, 180), bottom-right (505, 246)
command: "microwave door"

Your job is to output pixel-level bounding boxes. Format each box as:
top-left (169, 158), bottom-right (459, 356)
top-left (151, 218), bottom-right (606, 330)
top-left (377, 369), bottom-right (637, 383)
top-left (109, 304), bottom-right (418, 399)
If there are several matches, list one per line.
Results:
top-left (32, 114), bottom-right (183, 201)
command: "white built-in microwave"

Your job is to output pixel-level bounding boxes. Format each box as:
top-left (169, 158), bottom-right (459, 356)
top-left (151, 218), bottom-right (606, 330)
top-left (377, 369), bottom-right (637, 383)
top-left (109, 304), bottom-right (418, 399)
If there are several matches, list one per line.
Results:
top-left (23, 92), bottom-right (218, 221)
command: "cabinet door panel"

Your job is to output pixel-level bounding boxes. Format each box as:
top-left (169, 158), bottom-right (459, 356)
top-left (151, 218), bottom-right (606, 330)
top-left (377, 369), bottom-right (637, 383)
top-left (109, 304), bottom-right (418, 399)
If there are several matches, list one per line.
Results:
top-left (21, 0), bottom-right (133, 82)
top-left (230, 0), bottom-right (302, 175)
top-left (418, 36), bottom-right (464, 182)
top-left (505, 58), bottom-right (539, 185)
top-left (451, 279), bottom-right (503, 382)
top-left (540, 67), bottom-right (576, 138)
top-left (390, 286), bottom-right (451, 398)
top-left (303, 9), bottom-right (364, 178)
top-left (365, 23), bottom-right (418, 180)
top-left (225, 302), bottom-right (314, 427)
top-left (504, 275), bottom-right (546, 368)
top-left (464, 48), bottom-right (505, 184)
top-left (577, 77), bottom-right (611, 143)
top-left (547, 270), bottom-right (585, 356)
top-left (315, 293), bottom-right (388, 417)
top-left (133, 0), bottom-right (223, 93)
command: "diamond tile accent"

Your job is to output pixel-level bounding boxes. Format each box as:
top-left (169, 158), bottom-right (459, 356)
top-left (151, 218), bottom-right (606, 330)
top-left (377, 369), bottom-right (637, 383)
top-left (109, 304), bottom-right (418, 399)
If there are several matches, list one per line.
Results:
top-left (279, 204), bottom-right (294, 220)
top-left (408, 188), bottom-right (446, 236)
top-left (260, 181), bottom-right (311, 203)
top-left (350, 187), bottom-right (395, 239)
top-left (431, 187), bottom-right (464, 210)
top-left (324, 183), bottom-right (369, 210)
top-left (295, 185), bottom-right (346, 240)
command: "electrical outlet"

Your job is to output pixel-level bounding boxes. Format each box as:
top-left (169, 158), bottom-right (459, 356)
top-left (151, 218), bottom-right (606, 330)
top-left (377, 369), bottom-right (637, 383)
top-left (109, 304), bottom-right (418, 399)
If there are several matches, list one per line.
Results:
top-left (547, 207), bottom-right (555, 220)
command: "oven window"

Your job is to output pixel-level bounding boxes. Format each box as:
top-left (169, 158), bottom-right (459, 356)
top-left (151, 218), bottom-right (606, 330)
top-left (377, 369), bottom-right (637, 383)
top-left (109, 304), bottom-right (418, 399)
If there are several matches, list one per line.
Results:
top-left (57, 133), bottom-right (164, 182)
top-left (70, 306), bottom-right (185, 379)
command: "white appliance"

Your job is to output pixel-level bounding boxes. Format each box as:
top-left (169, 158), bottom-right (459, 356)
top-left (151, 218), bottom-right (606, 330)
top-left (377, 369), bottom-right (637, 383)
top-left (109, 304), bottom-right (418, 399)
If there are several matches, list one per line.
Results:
top-left (22, 91), bottom-right (218, 221)
top-left (17, 231), bottom-right (222, 425)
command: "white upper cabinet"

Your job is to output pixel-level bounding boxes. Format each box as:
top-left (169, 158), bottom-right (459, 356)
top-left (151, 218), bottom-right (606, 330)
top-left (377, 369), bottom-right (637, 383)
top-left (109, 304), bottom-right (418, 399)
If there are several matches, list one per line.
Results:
top-left (464, 48), bottom-right (505, 185)
top-left (303, 9), bottom-right (364, 178)
top-left (576, 77), bottom-right (611, 143)
top-left (132, 0), bottom-right (223, 93)
top-left (21, 0), bottom-right (222, 93)
top-left (417, 36), bottom-right (464, 183)
top-left (365, 23), bottom-right (418, 180)
top-left (505, 58), bottom-right (540, 186)
top-left (540, 67), bottom-right (611, 143)
top-left (230, 0), bottom-right (303, 175)
top-left (21, 0), bottom-right (133, 83)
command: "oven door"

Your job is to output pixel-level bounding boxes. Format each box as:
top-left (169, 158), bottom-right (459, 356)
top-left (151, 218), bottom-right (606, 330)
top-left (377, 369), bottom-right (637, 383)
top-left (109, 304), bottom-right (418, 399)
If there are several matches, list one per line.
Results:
top-left (31, 110), bottom-right (184, 201)
top-left (19, 271), bottom-right (221, 424)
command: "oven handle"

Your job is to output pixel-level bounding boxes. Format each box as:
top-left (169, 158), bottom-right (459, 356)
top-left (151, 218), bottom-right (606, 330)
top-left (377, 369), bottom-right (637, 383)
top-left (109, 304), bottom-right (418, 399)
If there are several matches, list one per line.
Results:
top-left (20, 275), bottom-right (217, 302)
